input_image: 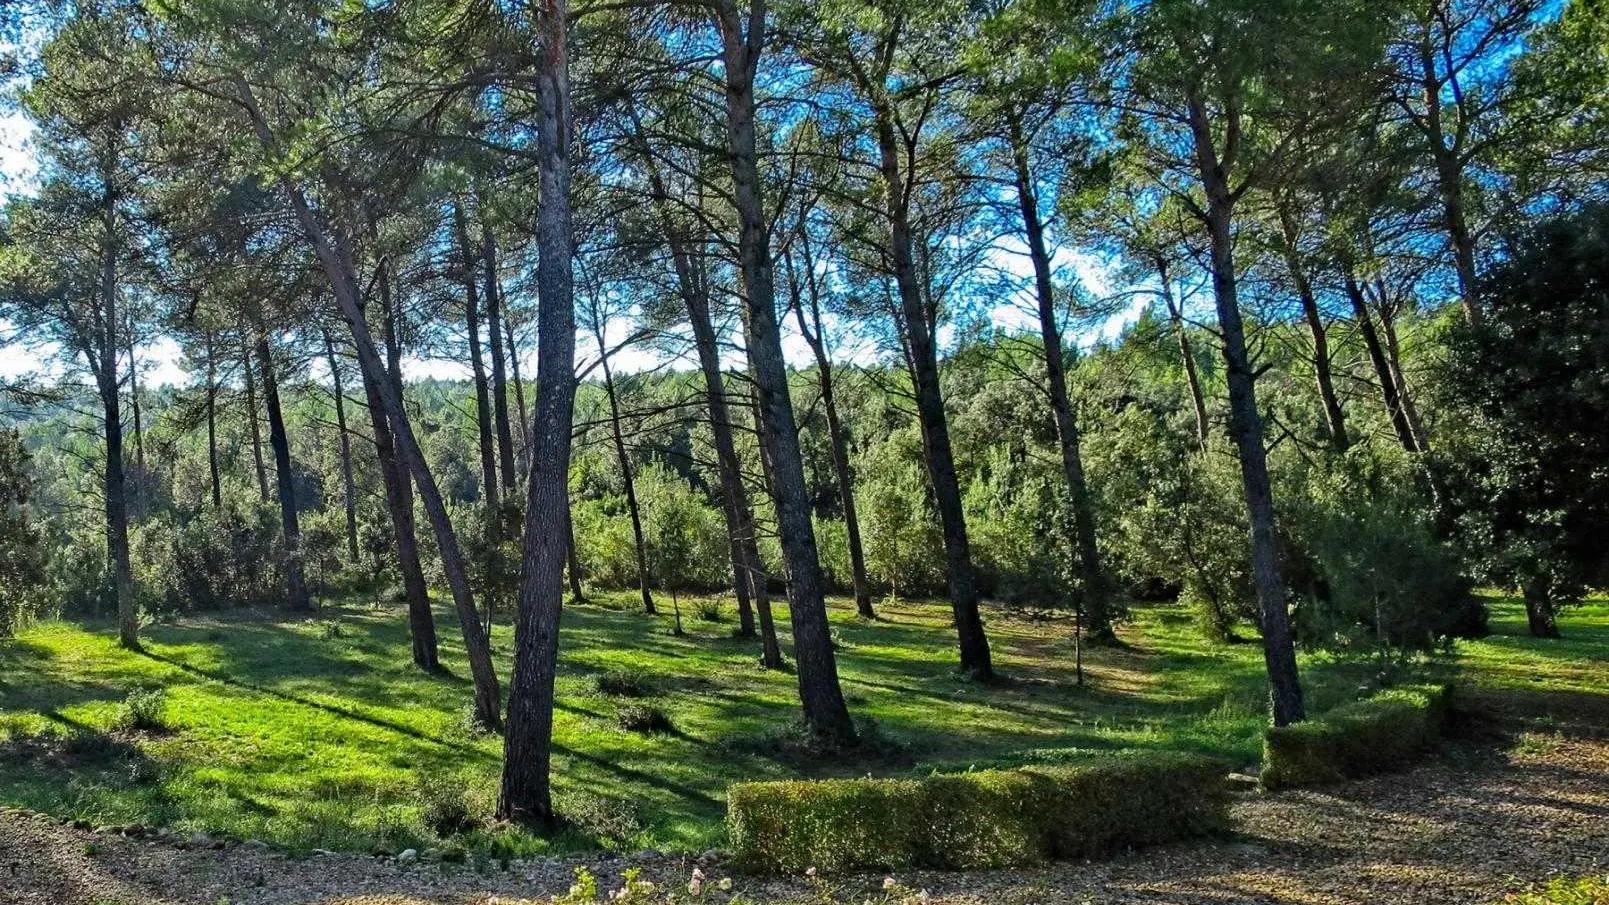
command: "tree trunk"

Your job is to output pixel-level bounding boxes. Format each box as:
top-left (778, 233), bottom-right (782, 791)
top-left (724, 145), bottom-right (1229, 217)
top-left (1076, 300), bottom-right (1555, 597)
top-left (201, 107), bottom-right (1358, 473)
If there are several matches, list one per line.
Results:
top-left (566, 502), bottom-right (585, 603)
top-left (715, 0), bottom-right (854, 740)
top-left (1276, 206), bottom-right (1348, 452)
top-left (257, 335), bottom-right (312, 612)
top-left (1010, 122), bottom-right (1109, 641)
top-left (505, 314), bottom-right (531, 480)
top-left (1418, 40), bottom-right (1481, 327)
top-left (1377, 296), bottom-right (1430, 453)
top-left (600, 352), bottom-right (656, 615)
top-left (368, 264), bottom-right (439, 671)
top-left (869, 91), bottom-right (992, 679)
top-left (95, 191), bottom-right (137, 649)
top-left (1187, 91), bottom-right (1304, 727)
top-left (498, 0), bottom-right (579, 826)
top-left (1523, 578), bottom-right (1561, 639)
top-left (1343, 271), bottom-right (1420, 454)
top-left (205, 332), bottom-right (222, 510)
top-left (787, 240), bottom-right (874, 620)
top-left (484, 225), bottom-right (518, 495)
top-left (234, 76), bottom-right (500, 728)
top-left (126, 331), bottom-right (145, 517)
top-left (243, 344), bottom-right (270, 503)
top-left (325, 332), bottom-right (360, 563)
top-left (1159, 261), bottom-right (1211, 447)
top-left (457, 205), bottom-right (500, 513)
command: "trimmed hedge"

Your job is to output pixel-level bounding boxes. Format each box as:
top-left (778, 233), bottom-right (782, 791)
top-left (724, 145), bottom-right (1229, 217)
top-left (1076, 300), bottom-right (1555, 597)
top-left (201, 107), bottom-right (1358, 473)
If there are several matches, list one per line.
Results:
top-left (726, 751), bottom-right (1228, 873)
top-left (1261, 684), bottom-right (1452, 790)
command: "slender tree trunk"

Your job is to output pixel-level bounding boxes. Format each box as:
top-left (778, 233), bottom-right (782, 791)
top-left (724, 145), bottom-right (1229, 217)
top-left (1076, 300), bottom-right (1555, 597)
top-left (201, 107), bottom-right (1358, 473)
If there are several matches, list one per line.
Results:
top-left (600, 353), bottom-right (655, 615)
top-left (498, 0), bottom-right (579, 825)
top-left (1343, 271), bottom-right (1420, 453)
top-left (243, 345), bottom-right (270, 503)
top-left (324, 332), bottom-right (360, 563)
top-left (505, 314), bottom-right (531, 479)
top-left (205, 333), bottom-right (222, 510)
top-left (1523, 577), bottom-right (1561, 639)
top-left (1159, 261), bottom-right (1210, 447)
top-left (744, 377), bottom-right (787, 670)
top-left (1377, 298), bottom-right (1430, 452)
top-left (1419, 40), bottom-right (1481, 326)
top-left (257, 335), bottom-right (312, 611)
top-left (1276, 207), bottom-right (1348, 452)
top-left (869, 91), bottom-right (992, 679)
top-left (715, 0), bottom-right (854, 740)
top-left (1010, 122), bottom-right (1109, 641)
top-left (95, 184), bottom-right (137, 649)
top-left (126, 331), bottom-right (145, 509)
top-left (457, 206), bottom-right (500, 513)
top-left (367, 265), bottom-right (439, 671)
top-left (786, 248), bottom-right (874, 619)
top-left (484, 226), bottom-right (518, 495)
top-left (1187, 93), bottom-right (1305, 727)
top-left (234, 77), bottom-right (500, 728)
top-left (566, 503), bottom-right (585, 603)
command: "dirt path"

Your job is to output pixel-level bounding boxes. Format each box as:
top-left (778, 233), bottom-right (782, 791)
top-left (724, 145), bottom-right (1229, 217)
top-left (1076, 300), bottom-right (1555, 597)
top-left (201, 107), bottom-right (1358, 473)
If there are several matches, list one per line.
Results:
top-left (3, 737), bottom-right (1606, 905)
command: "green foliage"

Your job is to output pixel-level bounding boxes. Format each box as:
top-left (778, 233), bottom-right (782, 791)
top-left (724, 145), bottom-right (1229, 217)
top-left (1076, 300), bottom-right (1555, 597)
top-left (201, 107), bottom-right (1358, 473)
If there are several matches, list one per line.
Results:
top-left (726, 752), bottom-right (1229, 873)
top-left (1503, 875), bottom-right (1609, 905)
top-left (595, 667), bottom-right (662, 698)
top-left (111, 688), bottom-right (170, 734)
top-left (0, 429), bottom-right (45, 636)
top-left (1261, 685), bottom-right (1451, 790)
top-left (129, 501), bottom-right (283, 614)
top-left (616, 703), bottom-right (675, 735)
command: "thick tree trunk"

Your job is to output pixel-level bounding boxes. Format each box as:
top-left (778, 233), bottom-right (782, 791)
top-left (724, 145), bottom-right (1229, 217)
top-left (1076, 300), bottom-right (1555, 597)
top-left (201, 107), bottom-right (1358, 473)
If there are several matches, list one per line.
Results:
top-left (870, 94), bottom-right (992, 679)
top-left (366, 267), bottom-right (439, 671)
top-left (243, 345), bottom-right (270, 503)
top-left (1523, 578), bottom-right (1561, 639)
top-left (787, 241), bottom-right (874, 620)
top-left (257, 335), bottom-right (312, 611)
top-left (1010, 125), bottom-right (1109, 640)
top-left (1188, 92), bottom-right (1304, 727)
top-left (235, 77), bottom-right (500, 728)
top-left (1277, 207), bottom-right (1348, 452)
top-left (715, 0), bottom-right (854, 739)
top-left (1343, 272), bottom-right (1420, 454)
top-left (205, 333), bottom-right (222, 510)
top-left (484, 226), bottom-right (518, 495)
top-left (498, 0), bottom-right (579, 826)
top-left (600, 353), bottom-right (655, 615)
top-left (325, 332), bottom-right (360, 563)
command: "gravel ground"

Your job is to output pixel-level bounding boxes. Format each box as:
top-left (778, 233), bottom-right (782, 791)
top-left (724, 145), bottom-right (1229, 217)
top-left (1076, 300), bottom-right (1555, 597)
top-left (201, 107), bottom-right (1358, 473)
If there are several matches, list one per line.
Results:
top-left (2, 737), bottom-right (1606, 905)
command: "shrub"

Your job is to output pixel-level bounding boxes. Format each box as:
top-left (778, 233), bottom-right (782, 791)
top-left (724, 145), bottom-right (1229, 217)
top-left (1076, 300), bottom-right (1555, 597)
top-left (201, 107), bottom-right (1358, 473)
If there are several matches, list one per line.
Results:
top-left (616, 704), bottom-right (674, 735)
top-left (695, 599), bottom-right (724, 623)
top-left (595, 667), bottom-right (660, 698)
top-left (560, 792), bottom-right (644, 846)
top-left (1503, 876), bottom-right (1609, 905)
top-left (1261, 684), bottom-right (1451, 790)
top-left (112, 687), bottom-right (170, 734)
top-left (418, 771), bottom-right (480, 837)
top-left (726, 751), bottom-right (1229, 874)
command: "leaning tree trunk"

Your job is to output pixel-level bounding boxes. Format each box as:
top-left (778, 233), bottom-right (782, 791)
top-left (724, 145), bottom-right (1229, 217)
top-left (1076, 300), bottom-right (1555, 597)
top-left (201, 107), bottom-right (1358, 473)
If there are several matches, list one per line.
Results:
top-left (870, 93), bottom-right (992, 679)
top-left (715, 0), bottom-right (855, 741)
top-left (787, 246), bottom-right (874, 620)
top-left (1011, 124), bottom-right (1110, 641)
top-left (257, 335), bottom-right (312, 612)
top-left (1376, 296), bottom-right (1430, 453)
top-left (324, 332), bottom-right (360, 563)
top-left (1188, 93), bottom-right (1305, 727)
top-left (498, 0), bottom-right (580, 827)
top-left (600, 352), bottom-right (656, 615)
top-left (235, 76), bottom-right (500, 727)
top-left (1159, 260), bottom-right (1211, 448)
top-left (1343, 270), bottom-right (1420, 454)
top-left (1277, 206), bottom-right (1349, 452)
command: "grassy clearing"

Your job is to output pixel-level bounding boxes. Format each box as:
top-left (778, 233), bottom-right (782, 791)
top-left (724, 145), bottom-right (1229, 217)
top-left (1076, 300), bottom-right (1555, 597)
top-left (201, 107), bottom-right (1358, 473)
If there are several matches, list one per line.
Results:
top-left (0, 591), bottom-right (1603, 859)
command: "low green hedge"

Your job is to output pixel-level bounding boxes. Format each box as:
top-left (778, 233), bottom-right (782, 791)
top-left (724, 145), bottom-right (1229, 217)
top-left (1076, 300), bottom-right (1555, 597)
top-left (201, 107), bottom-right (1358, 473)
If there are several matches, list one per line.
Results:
top-left (726, 751), bottom-right (1228, 873)
top-left (1261, 684), bottom-right (1452, 790)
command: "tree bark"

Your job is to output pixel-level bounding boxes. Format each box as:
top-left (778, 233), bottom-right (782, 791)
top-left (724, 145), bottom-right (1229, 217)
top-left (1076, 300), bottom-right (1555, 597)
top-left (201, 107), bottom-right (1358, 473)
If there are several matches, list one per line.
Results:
top-left (233, 77), bottom-right (500, 728)
top-left (868, 86), bottom-right (992, 679)
top-left (1376, 295), bottom-right (1430, 453)
top-left (714, 0), bottom-right (854, 739)
top-left (505, 314), bottom-right (531, 480)
top-left (1523, 577), bottom-right (1561, 639)
top-left (257, 335), bottom-right (312, 611)
top-left (1186, 89), bottom-right (1305, 727)
top-left (456, 205), bottom-right (500, 513)
top-left (600, 350), bottom-right (655, 615)
top-left (1158, 260), bottom-right (1211, 447)
top-left (95, 181), bottom-right (137, 649)
top-left (484, 225), bottom-right (518, 495)
top-left (243, 344), bottom-right (270, 503)
top-left (1276, 205), bottom-right (1349, 452)
top-left (368, 263), bottom-right (439, 671)
top-left (205, 332), bottom-right (222, 510)
top-left (786, 245), bottom-right (874, 620)
top-left (324, 332), bottom-right (360, 563)
top-left (1343, 271), bottom-right (1420, 454)
top-left (498, 0), bottom-right (579, 826)
top-left (1418, 38), bottom-right (1481, 326)
top-left (1009, 119), bottom-right (1110, 640)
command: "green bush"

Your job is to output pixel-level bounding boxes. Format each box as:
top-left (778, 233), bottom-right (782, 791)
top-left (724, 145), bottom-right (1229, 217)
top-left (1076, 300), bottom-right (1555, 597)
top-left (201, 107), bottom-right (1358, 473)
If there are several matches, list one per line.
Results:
top-left (1261, 684), bottom-right (1451, 790)
top-left (1503, 876), bottom-right (1609, 905)
top-left (726, 752), bottom-right (1228, 874)
top-left (112, 687), bottom-right (170, 734)
top-left (616, 703), bottom-right (675, 735)
top-left (595, 667), bottom-right (661, 698)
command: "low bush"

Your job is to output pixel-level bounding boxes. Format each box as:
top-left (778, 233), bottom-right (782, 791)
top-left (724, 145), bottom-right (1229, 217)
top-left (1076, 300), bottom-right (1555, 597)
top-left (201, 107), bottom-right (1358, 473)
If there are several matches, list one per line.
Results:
top-left (595, 667), bottom-right (661, 699)
top-left (726, 751), bottom-right (1228, 873)
top-left (1261, 684), bottom-right (1451, 790)
top-left (616, 703), bottom-right (675, 735)
top-left (112, 687), bottom-right (170, 734)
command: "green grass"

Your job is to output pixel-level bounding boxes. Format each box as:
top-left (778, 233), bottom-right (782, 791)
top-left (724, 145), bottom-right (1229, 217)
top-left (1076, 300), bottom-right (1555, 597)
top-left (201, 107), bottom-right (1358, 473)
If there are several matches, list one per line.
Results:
top-left (1, 591), bottom-right (1603, 859)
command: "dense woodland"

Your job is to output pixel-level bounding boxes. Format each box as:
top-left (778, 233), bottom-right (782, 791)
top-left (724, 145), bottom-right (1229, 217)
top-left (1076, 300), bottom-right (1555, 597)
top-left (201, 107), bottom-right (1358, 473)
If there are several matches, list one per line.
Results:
top-left (0, 0), bottom-right (1607, 840)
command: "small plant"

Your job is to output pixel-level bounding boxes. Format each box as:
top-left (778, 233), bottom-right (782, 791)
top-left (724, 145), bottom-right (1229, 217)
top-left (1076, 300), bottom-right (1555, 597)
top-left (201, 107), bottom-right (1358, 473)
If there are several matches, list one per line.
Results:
top-left (695, 599), bottom-right (725, 623)
top-left (595, 667), bottom-right (661, 698)
top-left (418, 772), bottom-right (480, 838)
top-left (113, 687), bottom-right (170, 734)
top-left (311, 619), bottom-right (345, 640)
top-left (616, 703), bottom-right (675, 735)
top-left (1504, 876), bottom-right (1609, 905)
top-left (561, 792), bottom-right (643, 846)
